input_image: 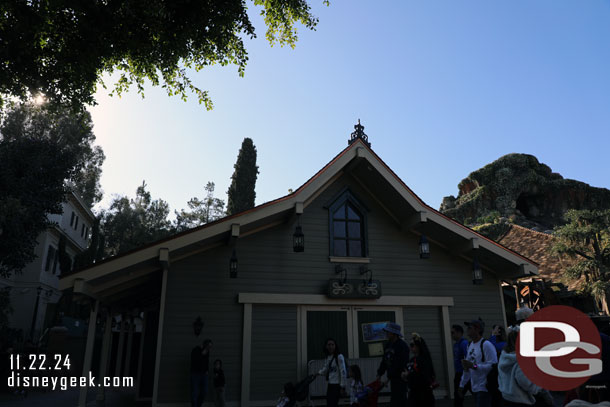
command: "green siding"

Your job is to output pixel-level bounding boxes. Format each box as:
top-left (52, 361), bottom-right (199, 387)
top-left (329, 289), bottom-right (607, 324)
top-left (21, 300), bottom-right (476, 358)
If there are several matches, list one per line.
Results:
top-left (157, 174), bottom-right (506, 403)
top-left (251, 305), bottom-right (297, 400)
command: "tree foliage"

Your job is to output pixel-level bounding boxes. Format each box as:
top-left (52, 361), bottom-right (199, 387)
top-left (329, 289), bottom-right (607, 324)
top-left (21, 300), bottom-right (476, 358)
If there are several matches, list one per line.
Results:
top-left (227, 138), bottom-right (259, 215)
top-left (101, 181), bottom-right (173, 256)
top-left (552, 209), bottom-right (610, 314)
top-left (0, 0), bottom-right (323, 111)
top-left (175, 181), bottom-right (225, 231)
top-left (0, 103), bottom-right (103, 277)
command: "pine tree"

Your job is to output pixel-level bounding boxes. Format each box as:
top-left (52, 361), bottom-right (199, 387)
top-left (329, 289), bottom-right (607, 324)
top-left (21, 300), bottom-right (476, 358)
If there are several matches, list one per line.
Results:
top-left (227, 138), bottom-right (259, 215)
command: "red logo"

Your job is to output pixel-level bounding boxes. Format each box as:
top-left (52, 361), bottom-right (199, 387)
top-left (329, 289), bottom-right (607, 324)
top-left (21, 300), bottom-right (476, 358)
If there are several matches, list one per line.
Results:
top-left (516, 305), bottom-right (602, 391)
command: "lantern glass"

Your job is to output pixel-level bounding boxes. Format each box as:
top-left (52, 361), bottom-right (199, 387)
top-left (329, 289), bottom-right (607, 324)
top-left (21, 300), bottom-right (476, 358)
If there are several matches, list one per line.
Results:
top-left (419, 235), bottom-right (430, 259)
top-left (293, 225), bottom-right (304, 252)
top-left (472, 259), bottom-right (483, 285)
top-left (229, 250), bottom-right (238, 278)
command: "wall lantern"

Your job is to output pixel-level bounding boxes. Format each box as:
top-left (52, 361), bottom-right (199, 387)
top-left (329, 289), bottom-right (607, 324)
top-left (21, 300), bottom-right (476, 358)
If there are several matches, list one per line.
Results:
top-left (229, 249), bottom-right (238, 279)
top-left (193, 316), bottom-right (204, 336)
top-left (293, 215), bottom-right (304, 252)
top-left (360, 266), bottom-right (373, 287)
top-left (419, 235), bottom-right (430, 259)
top-left (472, 257), bottom-right (483, 285)
top-left (334, 264), bottom-right (347, 284)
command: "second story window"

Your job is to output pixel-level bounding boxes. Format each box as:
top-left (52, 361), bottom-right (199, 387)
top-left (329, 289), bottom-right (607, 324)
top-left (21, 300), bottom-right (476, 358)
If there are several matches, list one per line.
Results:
top-left (327, 189), bottom-right (368, 257)
top-left (70, 212), bottom-right (75, 227)
top-left (45, 245), bottom-right (56, 272)
top-left (74, 216), bottom-right (79, 230)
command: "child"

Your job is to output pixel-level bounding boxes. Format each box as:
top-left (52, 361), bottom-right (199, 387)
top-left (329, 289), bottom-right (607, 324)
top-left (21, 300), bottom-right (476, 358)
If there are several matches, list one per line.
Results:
top-left (213, 359), bottom-right (225, 407)
top-left (276, 382), bottom-right (296, 407)
top-left (348, 364), bottom-right (364, 407)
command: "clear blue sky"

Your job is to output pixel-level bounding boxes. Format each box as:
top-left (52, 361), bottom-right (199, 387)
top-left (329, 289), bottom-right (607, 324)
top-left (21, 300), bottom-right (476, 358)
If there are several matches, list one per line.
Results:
top-left (89, 1), bottom-right (610, 216)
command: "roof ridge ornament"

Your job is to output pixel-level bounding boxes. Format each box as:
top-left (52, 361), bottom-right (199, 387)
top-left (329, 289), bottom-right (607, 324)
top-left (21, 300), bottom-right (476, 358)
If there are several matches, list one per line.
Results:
top-left (348, 119), bottom-right (371, 148)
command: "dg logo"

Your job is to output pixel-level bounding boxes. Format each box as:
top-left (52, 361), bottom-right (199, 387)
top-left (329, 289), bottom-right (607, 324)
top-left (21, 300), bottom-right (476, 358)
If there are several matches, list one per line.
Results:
top-left (517, 305), bottom-right (602, 390)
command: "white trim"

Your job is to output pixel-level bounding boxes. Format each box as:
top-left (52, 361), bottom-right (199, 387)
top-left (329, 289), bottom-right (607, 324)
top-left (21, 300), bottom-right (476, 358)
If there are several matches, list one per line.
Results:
top-left (78, 299), bottom-right (99, 407)
top-left (328, 256), bottom-right (371, 264)
top-left (296, 306), bottom-right (302, 382)
top-left (97, 312), bottom-right (113, 401)
top-left (238, 293), bottom-right (454, 307)
top-left (152, 267), bottom-right (169, 407)
top-left (499, 280), bottom-right (508, 329)
top-left (441, 305), bottom-right (455, 400)
top-left (135, 311), bottom-right (147, 400)
top-left (241, 303), bottom-right (252, 407)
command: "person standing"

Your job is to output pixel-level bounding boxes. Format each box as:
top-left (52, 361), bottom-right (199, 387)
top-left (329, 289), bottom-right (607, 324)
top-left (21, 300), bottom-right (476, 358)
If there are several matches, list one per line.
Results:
top-left (401, 332), bottom-right (436, 407)
top-left (191, 339), bottom-right (212, 407)
top-left (377, 322), bottom-right (410, 407)
top-left (213, 359), bottom-right (226, 407)
top-left (452, 324), bottom-right (469, 407)
top-left (498, 327), bottom-right (553, 406)
top-left (458, 319), bottom-right (497, 407)
top-left (317, 338), bottom-right (348, 407)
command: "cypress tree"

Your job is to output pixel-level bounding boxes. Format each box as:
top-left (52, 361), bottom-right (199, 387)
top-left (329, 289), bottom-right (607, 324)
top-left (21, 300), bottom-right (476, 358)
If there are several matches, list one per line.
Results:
top-left (227, 138), bottom-right (259, 215)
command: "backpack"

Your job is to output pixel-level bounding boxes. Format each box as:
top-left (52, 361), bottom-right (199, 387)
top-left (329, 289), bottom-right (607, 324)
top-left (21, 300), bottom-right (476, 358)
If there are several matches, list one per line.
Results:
top-left (479, 339), bottom-right (499, 394)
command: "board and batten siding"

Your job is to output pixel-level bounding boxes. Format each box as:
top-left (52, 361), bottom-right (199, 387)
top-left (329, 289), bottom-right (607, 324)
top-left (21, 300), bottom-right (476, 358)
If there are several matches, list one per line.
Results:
top-left (157, 174), bottom-right (507, 404)
top-left (250, 305), bottom-right (298, 400)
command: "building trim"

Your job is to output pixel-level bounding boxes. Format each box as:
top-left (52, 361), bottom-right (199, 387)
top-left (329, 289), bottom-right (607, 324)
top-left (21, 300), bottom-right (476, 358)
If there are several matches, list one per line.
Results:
top-left (241, 304), bottom-right (252, 407)
top-left (238, 293), bottom-right (454, 307)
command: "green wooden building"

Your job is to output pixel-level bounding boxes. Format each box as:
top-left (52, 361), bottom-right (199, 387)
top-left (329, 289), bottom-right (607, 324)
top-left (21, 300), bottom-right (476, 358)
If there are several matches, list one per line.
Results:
top-left (60, 124), bottom-right (537, 406)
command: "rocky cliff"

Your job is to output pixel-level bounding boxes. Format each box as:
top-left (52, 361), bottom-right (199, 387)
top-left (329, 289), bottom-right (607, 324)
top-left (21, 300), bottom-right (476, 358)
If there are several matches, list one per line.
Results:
top-left (440, 153), bottom-right (610, 231)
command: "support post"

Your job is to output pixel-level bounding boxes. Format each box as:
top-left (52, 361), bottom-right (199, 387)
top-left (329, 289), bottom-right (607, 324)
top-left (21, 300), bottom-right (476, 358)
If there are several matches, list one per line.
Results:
top-left (115, 314), bottom-right (127, 377)
top-left (135, 311), bottom-right (147, 400)
top-left (78, 299), bottom-right (99, 407)
top-left (153, 256), bottom-right (169, 407)
top-left (97, 311), bottom-right (113, 401)
top-left (441, 305), bottom-right (455, 400)
top-left (241, 303), bottom-right (252, 407)
top-left (124, 315), bottom-right (135, 376)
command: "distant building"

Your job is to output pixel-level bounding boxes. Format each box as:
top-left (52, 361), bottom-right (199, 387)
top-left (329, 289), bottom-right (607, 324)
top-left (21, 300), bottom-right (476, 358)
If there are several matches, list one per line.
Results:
top-left (497, 224), bottom-right (597, 319)
top-left (0, 192), bottom-right (95, 341)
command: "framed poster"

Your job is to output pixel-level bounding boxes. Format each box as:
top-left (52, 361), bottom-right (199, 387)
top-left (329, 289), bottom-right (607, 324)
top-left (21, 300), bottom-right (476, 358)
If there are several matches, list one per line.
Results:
top-left (361, 321), bottom-right (389, 342)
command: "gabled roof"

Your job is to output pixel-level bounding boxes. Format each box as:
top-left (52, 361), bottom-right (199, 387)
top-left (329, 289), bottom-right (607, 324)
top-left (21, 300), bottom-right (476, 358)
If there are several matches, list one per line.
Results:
top-left (59, 138), bottom-right (538, 294)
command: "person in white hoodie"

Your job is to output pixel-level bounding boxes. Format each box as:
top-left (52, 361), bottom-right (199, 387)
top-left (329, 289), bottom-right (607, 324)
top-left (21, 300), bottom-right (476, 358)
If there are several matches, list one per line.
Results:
top-left (497, 327), bottom-right (552, 406)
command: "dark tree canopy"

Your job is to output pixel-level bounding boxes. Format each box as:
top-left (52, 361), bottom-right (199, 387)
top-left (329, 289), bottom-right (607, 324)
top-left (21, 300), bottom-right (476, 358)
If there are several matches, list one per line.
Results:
top-left (0, 103), bottom-right (104, 277)
top-left (101, 181), bottom-right (173, 257)
top-left (227, 138), bottom-right (259, 215)
top-left (552, 209), bottom-right (610, 315)
top-left (175, 181), bottom-right (225, 231)
top-left (0, 0), bottom-right (322, 111)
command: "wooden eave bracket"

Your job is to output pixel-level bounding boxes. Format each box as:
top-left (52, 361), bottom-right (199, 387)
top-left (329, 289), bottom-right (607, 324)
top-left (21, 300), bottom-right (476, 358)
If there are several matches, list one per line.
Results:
top-left (451, 237), bottom-right (480, 256)
top-left (402, 211), bottom-right (428, 230)
top-left (295, 202), bottom-right (304, 215)
top-left (159, 248), bottom-right (170, 270)
top-left (74, 278), bottom-right (98, 300)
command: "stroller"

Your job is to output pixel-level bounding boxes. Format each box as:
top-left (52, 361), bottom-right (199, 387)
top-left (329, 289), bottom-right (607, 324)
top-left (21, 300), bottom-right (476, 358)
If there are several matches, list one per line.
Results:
top-left (276, 374), bottom-right (317, 407)
top-left (355, 379), bottom-right (386, 407)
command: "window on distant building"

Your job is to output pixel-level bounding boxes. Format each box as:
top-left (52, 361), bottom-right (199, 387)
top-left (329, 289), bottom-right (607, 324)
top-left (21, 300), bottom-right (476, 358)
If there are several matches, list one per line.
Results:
top-left (74, 216), bottom-right (79, 230)
top-left (81, 224), bottom-right (85, 237)
top-left (328, 189), bottom-right (368, 257)
top-left (45, 246), bottom-right (56, 272)
top-left (70, 212), bottom-right (75, 227)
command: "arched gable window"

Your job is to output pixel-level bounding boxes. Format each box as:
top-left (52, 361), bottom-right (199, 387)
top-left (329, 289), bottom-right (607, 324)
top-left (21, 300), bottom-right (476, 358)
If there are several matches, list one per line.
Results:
top-left (328, 190), bottom-right (368, 257)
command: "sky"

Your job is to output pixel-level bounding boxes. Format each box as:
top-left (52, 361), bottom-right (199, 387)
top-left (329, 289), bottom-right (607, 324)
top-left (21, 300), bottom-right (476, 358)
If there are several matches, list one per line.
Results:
top-left (89, 1), bottom-right (610, 217)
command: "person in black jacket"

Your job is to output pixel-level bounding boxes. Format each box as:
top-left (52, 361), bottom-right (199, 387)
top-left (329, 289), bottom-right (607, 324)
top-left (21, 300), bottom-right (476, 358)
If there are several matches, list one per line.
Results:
top-left (213, 359), bottom-right (225, 407)
top-left (402, 333), bottom-right (436, 407)
top-left (377, 322), bottom-right (410, 407)
top-left (191, 339), bottom-right (212, 407)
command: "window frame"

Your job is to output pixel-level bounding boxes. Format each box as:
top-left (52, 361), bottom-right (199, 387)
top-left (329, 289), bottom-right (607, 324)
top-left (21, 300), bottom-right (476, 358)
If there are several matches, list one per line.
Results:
top-left (327, 189), bottom-right (369, 258)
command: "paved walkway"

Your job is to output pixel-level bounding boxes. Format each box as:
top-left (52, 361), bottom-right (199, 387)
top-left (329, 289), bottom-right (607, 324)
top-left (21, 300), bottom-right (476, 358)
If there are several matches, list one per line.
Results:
top-left (0, 390), bottom-right (566, 407)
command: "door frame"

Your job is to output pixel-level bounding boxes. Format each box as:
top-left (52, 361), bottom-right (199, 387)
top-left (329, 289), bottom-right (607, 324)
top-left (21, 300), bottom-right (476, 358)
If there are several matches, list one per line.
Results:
top-left (238, 293), bottom-right (454, 407)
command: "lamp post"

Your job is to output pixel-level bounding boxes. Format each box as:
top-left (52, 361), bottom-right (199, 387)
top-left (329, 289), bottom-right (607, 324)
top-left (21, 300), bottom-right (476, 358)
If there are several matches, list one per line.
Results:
top-left (30, 286), bottom-right (43, 341)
